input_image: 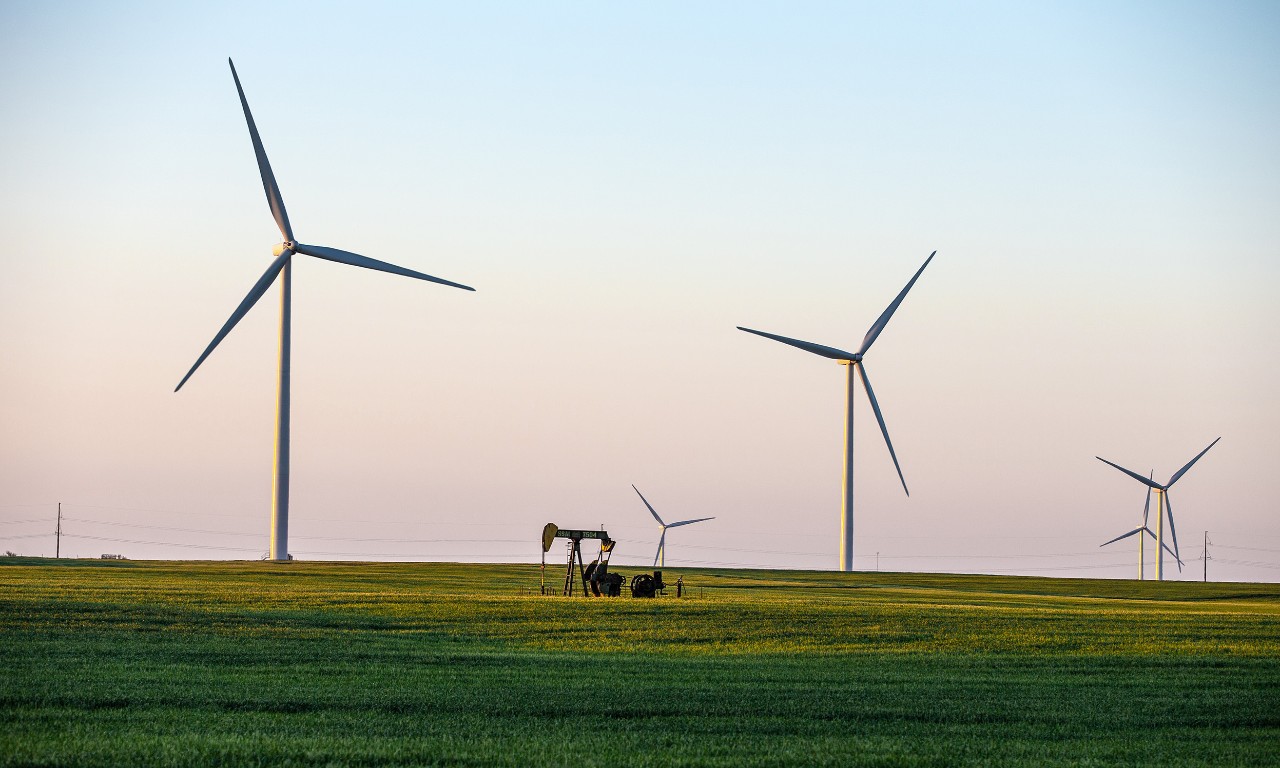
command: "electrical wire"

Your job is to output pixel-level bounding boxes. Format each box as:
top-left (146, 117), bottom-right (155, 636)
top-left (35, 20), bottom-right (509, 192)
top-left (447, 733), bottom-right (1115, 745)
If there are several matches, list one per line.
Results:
top-left (49, 503), bottom-right (514, 527)
top-left (60, 533), bottom-right (540, 560)
top-left (61, 518), bottom-right (263, 538)
top-left (980, 562), bottom-right (1152, 573)
top-left (62, 533), bottom-right (261, 553)
top-left (610, 537), bottom-right (828, 558)
top-left (58, 517), bottom-right (527, 545)
top-left (24, 530), bottom-right (1280, 575)
top-left (7, 506), bottom-right (1276, 577)
top-left (1213, 558), bottom-right (1280, 571)
top-left (1213, 544), bottom-right (1280, 554)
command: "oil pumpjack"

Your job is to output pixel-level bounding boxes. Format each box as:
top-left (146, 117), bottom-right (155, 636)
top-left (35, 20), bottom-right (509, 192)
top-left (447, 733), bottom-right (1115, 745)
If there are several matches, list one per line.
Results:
top-left (540, 523), bottom-right (666, 598)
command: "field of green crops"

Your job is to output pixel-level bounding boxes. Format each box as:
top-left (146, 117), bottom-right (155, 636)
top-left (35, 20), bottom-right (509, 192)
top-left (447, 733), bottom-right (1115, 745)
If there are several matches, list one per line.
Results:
top-left (2, 558), bottom-right (1278, 767)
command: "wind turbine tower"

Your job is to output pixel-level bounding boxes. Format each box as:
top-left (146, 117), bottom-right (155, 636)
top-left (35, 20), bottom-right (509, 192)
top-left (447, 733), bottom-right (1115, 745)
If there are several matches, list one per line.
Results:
top-left (1096, 438), bottom-right (1220, 581)
top-left (1099, 471), bottom-right (1181, 579)
top-left (737, 251), bottom-right (935, 572)
top-left (176, 60), bottom-right (475, 561)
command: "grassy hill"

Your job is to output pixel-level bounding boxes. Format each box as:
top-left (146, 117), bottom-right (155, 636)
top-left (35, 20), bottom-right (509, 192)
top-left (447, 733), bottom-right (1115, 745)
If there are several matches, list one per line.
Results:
top-left (2, 559), bottom-right (1277, 766)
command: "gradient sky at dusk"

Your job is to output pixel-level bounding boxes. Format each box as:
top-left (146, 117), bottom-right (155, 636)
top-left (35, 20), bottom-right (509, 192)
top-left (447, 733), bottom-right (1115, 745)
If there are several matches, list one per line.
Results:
top-left (2, 2), bottom-right (1278, 579)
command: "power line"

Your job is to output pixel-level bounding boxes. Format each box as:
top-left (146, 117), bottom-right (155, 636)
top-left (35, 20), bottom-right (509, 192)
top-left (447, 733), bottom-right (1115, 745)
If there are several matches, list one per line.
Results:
top-left (610, 538), bottom-right (1126, 562)
top-left (294, 535), bottom-right (527, 545)
top-left (10, 517), bottom-right (1159, 561)
top-left (60, 533), bottom-right (540, 560)
top-left (55, 503), bottom-right (514, 527)
top-left (976, 562), bottom-right (1151, 573)
top-left (60, 517), bottom-right (528, 545)
top-left (18, 504), bottom-right (1280, 548)
top-left (62, 533), bottom-right (261, 553)
top-left (1213, 558), bottom-right (1280, 571)
top-left (1205, 531), bottom-right (1280, 542)
top-left (30, 530), bottom-right (1280, 575)
top-left (16, 510), bottom-right (1277, 576)
top-left (291, 550), bottom-right (539, 559)
top-left (9, 503), bottom-right (1160, 542)
top-left (1214, 544), bottom-right (1280, 554)
top-left (869, 551), bottom-right (1120, 560)
top-left (62, 518), bottom-right (263, 538)
top-left (611, 537), bottom-right (828, 558)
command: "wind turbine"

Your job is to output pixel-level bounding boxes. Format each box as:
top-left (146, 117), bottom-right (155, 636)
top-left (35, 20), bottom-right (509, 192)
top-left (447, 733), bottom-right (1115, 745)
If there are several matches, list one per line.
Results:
top-left (1099, 470), bottom-right (1181, 579)
top-left (737, 251), bottom-right (935, 571)
top-left (1096, 437), bottom-right (1220, 581)
top-left (176, 59), bottom-right (474, 562)
top-left (631, 485), bottom-right (714, 568)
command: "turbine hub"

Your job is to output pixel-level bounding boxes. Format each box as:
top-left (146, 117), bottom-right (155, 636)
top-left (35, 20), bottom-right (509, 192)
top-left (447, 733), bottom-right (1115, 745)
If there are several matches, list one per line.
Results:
top-left (272, 241), bottom-right (296, 257)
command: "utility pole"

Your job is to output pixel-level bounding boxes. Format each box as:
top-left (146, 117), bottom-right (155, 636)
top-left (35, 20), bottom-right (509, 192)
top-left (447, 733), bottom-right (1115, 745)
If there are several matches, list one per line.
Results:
top-left (55, 502), bottom-right (61, 559)
top-left (876, 551), bottom-right (880, 571)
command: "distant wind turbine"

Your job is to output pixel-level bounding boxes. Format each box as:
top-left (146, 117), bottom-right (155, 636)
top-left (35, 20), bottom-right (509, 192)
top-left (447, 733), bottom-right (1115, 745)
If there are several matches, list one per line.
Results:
top-left (1096, 438), bottom-right (1220, 581)
top-left (1099, 470), bottom-right (1181, 579)
top-left (632, 485), bottom-right (714, 568)
top-left (737, 251), bottom-right (936, 571)
top-left (176, 59), bottom-right (474, 562)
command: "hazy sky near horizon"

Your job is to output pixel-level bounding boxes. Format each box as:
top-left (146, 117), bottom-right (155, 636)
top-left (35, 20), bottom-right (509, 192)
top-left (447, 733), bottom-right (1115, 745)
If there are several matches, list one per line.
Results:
top-left (2, 1), bottom-right (1278, 580)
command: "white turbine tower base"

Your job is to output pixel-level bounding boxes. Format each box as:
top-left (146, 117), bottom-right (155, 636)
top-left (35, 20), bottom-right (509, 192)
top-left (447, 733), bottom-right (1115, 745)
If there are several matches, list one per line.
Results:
top-left (632, 485), bottom-right (714, 568)
top-left (176, 59), bottom-right (475, 562)
top-left (738, 251), bottom-right (936, 571)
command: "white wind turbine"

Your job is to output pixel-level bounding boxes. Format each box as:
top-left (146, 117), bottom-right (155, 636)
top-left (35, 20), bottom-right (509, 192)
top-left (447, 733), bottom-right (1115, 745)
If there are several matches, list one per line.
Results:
top-left (1096, 437), bottom-right (1220, 581)
top-left (632, 485), bottom-right (714, 568)
top-left (1099, 470), bottom-right (1182, 579)
top-left (737, 251), bottom-right (935, 571)
top-left (176, 59), bottom-right (474, 561)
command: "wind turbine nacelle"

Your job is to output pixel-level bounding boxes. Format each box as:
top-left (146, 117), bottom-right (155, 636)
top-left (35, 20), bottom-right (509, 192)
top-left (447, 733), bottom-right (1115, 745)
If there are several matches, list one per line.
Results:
top-left (272, 242), bottom-right (295, 257)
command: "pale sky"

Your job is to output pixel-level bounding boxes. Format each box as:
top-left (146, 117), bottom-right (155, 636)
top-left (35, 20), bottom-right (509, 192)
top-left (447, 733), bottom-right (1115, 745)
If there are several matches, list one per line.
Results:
top-left (2, 1), bottom-right (1278, 581)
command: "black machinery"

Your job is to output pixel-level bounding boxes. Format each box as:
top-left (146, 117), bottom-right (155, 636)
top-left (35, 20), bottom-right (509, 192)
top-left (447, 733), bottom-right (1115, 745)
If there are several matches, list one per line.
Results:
top-left (629, 571), bottom-right (665, 598)
top-left (541, 523), bottom-right (666, 598)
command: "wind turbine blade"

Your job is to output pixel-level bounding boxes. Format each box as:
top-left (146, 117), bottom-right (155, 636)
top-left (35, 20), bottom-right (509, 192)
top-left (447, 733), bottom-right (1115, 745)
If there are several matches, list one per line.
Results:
top-left (1141, 528), bottom-right (1181, 572)
top-left (294, 243), bottom-right (475, 291)
top-left (1142, 472), bottom-right (1153, 526)
top-left (654, 529), bottom-right (665, 568)
top-left (228, 58), bottom-right (293, 243)
top-left (1096, 457), bottom-right (1163, 490)
top-left (858, 250), bottom-right (936, 356)
top-left (667, 517), bottom-right (715, 528)
top-left (856, 363), bottom-right (908, 496)
top-left (1100, 528), bottom-right (1143, 547)
top-left (632, 485), bottom-right (665, 527)
top-left (1164, 492), bottom-right (1181, 563)
top-left (736, 327), bottom-right (859, 361)
top-left (175, 252), bottom-right (290, 392)
top-left (1166, 437), bottom-right (1221, 488)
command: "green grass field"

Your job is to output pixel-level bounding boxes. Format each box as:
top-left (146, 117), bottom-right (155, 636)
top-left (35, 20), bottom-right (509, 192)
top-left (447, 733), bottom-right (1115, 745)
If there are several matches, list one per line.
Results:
top-left (2, 558), bottom-right (1278, 766)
